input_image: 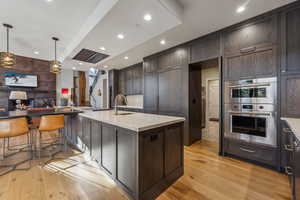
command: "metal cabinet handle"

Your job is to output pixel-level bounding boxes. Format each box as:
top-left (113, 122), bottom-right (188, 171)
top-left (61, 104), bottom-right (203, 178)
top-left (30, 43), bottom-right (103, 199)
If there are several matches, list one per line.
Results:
top-left (284, 144), bottom-right (294, 152)
top-left (240, 147), bottom-right (255, 153)
top-left (285, 166), bottom-right (293, 176)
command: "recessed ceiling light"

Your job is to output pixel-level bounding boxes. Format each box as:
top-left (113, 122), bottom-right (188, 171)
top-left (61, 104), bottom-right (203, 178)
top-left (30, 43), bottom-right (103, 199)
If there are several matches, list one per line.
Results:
top-left (160, 40), bottom-right (166, 45)
top-left (78, 62), bottom-right (83, 65)
top-left (124, 56), bottom-right (129, 60)
top-left (144, 14), bottom-right (152, 21)
top-left (236, 6), bottom-right (245, 13)
top-left (72, 67), bottom-right (76, 70)
top-left (104, 65), bottom-right (108, 68)
top-left (117, 34), bottom-right (124, 39)
top-left (46, 0), bottom-right (53, 2)
top-left (100, 46), bottom-right (106, 51)
top-left (34, 51), bottom-right (39, 55)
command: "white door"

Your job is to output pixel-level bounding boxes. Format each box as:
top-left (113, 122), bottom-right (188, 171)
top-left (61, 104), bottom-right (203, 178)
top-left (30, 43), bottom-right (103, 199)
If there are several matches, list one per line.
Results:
top-left (207, 79), bottom-right (219, 143)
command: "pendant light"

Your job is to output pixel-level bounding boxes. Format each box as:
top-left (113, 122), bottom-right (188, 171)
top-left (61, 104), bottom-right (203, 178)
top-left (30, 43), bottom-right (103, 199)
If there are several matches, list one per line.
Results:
top-left (0, 24), bottom-right (16, 68)
top-left (50, 37), bottom-right (62, 74)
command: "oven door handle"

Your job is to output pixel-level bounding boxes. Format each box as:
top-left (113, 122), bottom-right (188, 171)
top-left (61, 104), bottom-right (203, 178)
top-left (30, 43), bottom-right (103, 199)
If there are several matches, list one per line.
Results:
top-left (229, 111), bottom-right (272, 116)
top-left (228, 83), bottom-right (271, 88)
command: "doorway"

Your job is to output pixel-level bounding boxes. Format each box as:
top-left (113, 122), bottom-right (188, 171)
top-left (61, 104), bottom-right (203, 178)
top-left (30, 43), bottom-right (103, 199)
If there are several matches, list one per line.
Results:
top-left (189, 58), bottom-right (221, 152)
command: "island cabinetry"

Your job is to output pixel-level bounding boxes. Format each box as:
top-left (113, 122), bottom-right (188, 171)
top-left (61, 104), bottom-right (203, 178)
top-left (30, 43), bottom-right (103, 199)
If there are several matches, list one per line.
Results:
top-left (78, 114), bottom-right (184, 200)
top-left (91, 120), bottom-right (101, 163)
top-left (101, 123), bottom-right (117, 177)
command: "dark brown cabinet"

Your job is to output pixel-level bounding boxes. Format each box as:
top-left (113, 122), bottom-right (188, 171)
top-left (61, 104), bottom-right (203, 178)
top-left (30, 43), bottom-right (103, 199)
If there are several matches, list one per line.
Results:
top-left (158, 48), bottom-right (187, 70)
top-left (118, 70), bottom-right (126, 95)
top-left (281, 6), bottom-right (300, 74)
top-left (190, 33), bottom-right (220, 63)
top-left (82, 117), bottom-right (91, 153)
top-left (117, 63), bottom-right (143, 95)
top-left (91, 120), bottom-right (101, 163)
top-left (140, 130), bottom-right (164, 193)
top-left (224, 138), bottom-right (278, 167)
top-left (224, 45), bottom-right (276, 80)
top-left (143, 57), bottom-right (158, 114)
top-left (165, 125), bottom-right (183, 175)
top-left (281, 74), bottom-right (300, 118)
top-left (101, 123), bottom-right (117, 176)
top-left (125, 67), bottom-right (133, 95)
top-left (116, 128), bottom-right (137, 195)
top-left (223, 15), bottom-right (277, 53)
top-left (158, 68), bottom-right (182, 115)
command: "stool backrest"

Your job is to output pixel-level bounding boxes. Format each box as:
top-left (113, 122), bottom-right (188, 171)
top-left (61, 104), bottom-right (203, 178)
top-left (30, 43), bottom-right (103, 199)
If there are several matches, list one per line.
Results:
top-left (0, 117), bottom-right (29, 138)
top-left (39, 114), bottom-right (65, 131)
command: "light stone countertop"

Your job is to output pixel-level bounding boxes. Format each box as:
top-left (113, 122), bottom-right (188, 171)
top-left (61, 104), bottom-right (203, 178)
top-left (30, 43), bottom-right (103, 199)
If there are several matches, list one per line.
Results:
top-left (79, 110), bottom-right (185, 132)
top-left (281, 118), bottom-right (300, 140)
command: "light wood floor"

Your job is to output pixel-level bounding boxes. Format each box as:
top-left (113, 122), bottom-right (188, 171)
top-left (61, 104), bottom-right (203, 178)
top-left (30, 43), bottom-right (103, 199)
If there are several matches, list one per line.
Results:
top-left (0, 136), bottom-right (291, 200)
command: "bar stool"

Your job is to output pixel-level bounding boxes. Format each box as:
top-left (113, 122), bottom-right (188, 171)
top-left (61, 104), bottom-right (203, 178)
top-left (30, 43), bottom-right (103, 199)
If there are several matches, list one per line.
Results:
top-left (0, 117), bottom-right (33, 176)
top-left (38, 114), bottom-right (66, 164)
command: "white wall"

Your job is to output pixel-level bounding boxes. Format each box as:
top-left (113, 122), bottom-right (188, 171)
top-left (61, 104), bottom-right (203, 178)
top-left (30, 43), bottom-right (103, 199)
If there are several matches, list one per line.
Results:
top-left (56, 69), bottom-right (74, 106)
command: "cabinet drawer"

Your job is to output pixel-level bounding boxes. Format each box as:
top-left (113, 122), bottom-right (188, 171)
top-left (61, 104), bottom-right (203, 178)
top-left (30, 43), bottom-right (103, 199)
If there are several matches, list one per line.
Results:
top-left (225, 139), bottom-right (277, 166)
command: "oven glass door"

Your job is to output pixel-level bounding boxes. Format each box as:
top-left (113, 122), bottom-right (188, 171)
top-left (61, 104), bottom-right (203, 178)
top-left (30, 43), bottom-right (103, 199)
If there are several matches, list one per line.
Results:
top-left (231, 115), bottom-right (267, 137)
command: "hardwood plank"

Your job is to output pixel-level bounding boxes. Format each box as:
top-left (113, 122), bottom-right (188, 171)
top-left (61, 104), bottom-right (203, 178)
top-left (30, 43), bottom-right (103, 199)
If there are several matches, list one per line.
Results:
top-left (0, 137), bottom-right (290, 200)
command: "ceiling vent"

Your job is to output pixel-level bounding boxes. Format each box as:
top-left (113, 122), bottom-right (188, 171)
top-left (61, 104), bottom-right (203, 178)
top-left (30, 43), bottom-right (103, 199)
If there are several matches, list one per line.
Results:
top-left (73, 49), bottom-right (109, 64)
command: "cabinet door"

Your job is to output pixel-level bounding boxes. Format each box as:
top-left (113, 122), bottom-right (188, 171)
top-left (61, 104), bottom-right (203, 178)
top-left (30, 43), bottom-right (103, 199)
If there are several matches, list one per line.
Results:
top-left (158, 47), bottom-right (187, 70)
top-left (223, 15), bottom-right (277, 53)
top-left (281, 6), bottom-right (300, 74)
top-left (118, 70), bottom-right (126, 95)
top-left (281, 74), bottom-right (300, 117)
top-left (255, 46), bottom-right (277, 77)
top-left (117, 129), bottom-right (137, 194)
top-left (91, 120), bottom-right (101, 163)
top-left (101, 123), bottom-right (116, 177)
top-left (190, 33), bottom-right (220, 63)
top-left (224, 45), bottom-right (276, 80)
top-left (126, 68), bottom-right (133, 95)
top-left (165, 125), bottom-right (183, 175)
top-left (144, 72), bottom-right (158, 114)
top-left (132, 64), bottom-right (143, 95)
top-left (143, 57), bottom-right (157, 73)
top-left (158, 68), bottom-right (182, 115)
top-left (140, 131), bottom-right (164, 193)
top-left (82, 118), bottom-right (91, 152)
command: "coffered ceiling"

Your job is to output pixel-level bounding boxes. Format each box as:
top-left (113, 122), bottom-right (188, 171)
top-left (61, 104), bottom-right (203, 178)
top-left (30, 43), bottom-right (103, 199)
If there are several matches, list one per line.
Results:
top-left (0, 0), bottom-right (297, 71)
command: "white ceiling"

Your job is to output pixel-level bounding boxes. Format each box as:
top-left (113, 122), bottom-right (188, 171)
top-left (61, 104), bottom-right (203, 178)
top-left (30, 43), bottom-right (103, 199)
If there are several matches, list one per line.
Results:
top-left (0, 0), bottom-right (101, 63)
top-left (0, 0), bottom-right (297, 71)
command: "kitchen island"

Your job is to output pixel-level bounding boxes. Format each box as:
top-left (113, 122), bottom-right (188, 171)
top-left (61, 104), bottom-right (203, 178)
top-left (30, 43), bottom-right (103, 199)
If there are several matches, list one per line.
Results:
top-left (74, 110), bottom-right (185, 200)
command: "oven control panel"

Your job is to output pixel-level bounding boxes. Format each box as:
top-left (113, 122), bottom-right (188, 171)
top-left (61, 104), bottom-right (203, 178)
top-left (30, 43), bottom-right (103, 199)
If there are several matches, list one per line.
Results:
top-left (230, 104), bottom-right (274, 112)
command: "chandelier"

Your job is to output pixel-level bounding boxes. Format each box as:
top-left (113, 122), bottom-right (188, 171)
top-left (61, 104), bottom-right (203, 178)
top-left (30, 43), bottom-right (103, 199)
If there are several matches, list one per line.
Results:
top-left (50, 37), bottom-right (62, 74)
top-left (0, 24), bottom-right (16, 68)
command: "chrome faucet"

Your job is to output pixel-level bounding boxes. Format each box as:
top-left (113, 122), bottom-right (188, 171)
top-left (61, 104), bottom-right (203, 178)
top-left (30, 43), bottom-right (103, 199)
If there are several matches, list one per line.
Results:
top-left (114, 94), bottom-right (127, 115)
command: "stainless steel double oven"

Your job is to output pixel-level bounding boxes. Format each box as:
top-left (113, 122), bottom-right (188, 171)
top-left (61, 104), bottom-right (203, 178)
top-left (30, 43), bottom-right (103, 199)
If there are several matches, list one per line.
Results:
top-left (224, 77), bottom-right (277, 147)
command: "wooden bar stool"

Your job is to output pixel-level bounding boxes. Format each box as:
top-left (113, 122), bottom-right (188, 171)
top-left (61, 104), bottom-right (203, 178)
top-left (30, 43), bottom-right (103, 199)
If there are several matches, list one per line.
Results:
top-left (38, 114), bottom-right (66, 163)
top-left (0, 117), bottom-right (33, 176)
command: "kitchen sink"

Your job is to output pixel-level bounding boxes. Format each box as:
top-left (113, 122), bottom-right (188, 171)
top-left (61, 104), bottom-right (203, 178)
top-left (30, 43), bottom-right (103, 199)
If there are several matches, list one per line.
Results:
top-left (116, 112), bottom-right (134, 116)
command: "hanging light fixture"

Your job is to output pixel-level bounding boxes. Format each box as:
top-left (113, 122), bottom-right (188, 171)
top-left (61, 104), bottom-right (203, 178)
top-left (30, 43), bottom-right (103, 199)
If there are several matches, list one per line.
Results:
top-left (0, 24), bottom-right (16, 68)
top-left (50, 37), bottom-right (62, 74)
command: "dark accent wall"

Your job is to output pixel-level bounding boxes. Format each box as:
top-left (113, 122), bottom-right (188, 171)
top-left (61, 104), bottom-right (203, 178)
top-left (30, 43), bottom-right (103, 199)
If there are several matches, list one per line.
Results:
top-left (0, 55), bottom-right (56, 109)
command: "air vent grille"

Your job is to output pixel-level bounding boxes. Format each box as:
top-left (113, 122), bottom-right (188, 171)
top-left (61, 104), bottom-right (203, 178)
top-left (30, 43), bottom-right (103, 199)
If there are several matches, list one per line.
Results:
top-left (73, 49), bottom-right (109, 64)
